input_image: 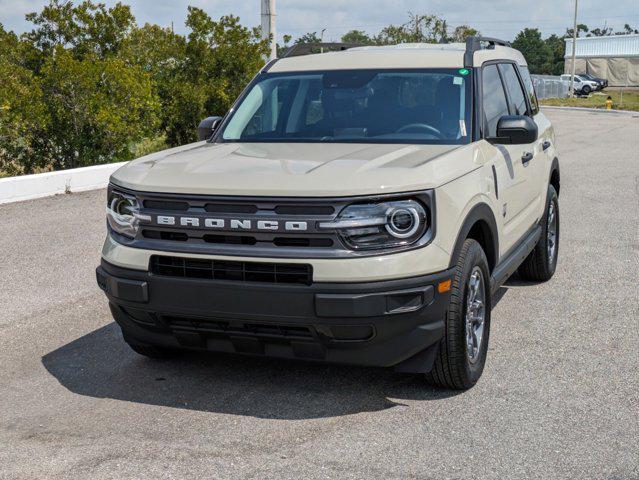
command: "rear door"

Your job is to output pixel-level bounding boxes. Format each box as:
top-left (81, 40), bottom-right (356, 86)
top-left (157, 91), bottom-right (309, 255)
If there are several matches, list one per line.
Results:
top-left (519, 65), bottom-right (553, 218)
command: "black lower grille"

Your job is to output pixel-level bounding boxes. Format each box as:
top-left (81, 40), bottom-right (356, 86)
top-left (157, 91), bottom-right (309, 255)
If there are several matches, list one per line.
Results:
top-left (150, 256), bottom-right (313, 285)
top-left (162, 315), bottom-right (315, 339)
top-left (141, 229), bottom-right (334, 248)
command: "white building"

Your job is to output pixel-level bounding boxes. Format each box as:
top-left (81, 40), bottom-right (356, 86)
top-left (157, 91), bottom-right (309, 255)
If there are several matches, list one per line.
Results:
top-left (565, 34), bottom-right (639, 87)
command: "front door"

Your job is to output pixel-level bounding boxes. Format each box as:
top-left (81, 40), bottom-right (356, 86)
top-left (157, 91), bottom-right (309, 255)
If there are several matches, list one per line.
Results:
top-left (481, 63), bottom-right (539, 255)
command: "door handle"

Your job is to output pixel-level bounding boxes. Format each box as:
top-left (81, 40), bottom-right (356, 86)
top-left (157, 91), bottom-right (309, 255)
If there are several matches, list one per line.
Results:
top-left (522, 152), bottom-right (534, 165)
top-left (542, 140), bottom-right (551, 151)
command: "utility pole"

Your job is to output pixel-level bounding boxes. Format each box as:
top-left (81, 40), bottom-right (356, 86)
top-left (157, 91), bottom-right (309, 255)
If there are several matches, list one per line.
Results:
top-left (261, 0), bottom-right (277, 60)
top-left (569, 0), bottom-right (579, 98)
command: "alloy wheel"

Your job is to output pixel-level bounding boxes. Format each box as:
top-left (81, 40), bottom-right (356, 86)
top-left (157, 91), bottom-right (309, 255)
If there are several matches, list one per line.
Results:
top-left (547, 201), bottom-right (558, 266)
top-left (465, 267), bottom-right (486, 364)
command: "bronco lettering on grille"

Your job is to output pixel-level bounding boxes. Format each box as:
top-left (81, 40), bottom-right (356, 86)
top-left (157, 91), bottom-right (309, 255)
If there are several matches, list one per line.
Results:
top-left (151, 215), bottom-right (308, 232)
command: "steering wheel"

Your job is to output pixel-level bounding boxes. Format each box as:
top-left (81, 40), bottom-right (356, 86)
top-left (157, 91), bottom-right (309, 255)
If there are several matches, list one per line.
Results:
top-left (396, 123), bottom-right (444, 138)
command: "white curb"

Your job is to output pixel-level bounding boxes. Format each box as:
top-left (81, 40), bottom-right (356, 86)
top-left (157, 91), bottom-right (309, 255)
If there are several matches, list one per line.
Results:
top-left (0, 162), bottom-right (127, 205)
top-left (541, 105), bottom-right (638, 115)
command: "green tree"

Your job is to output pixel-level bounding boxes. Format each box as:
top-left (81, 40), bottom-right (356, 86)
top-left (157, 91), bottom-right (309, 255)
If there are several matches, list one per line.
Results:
top-left (375, 13), bottom-right (447, 45)
top-left (448, 25), bottom-right (479, 43)
top-left (24, 0), bottom-right (135, 61)
top-left (277, 34), bottom-right (293, 57)
top-left (159, 8), bottom-right (268, 146)
top-left (544, 34), bottom-right (565, 75)
top-left (295, 32), bottom-right (322, 44)
top-left (119, 24), bottom-right (186, 145)
top-left (565, 24), bottom-right (589, 38)
top-left (39, 48), bottom-right (160, 169)
top-left (0, 24), bottom-right (20, 61)
top-left (512, 28), bottom-right (552, 74)
top-left (341, 30), bottom-right (374, 45)
top-left (1, 22), bottom-right (41, 72)
top-left (587, 26), bottom-right (612, 37)
top-left (616, 24), bottom-right (639, 35)
top-left (0, 58), bottom-right (50, 175)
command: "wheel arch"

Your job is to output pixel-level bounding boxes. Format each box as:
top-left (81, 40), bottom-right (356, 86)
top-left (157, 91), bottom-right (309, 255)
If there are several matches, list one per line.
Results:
top-left (448, 203), bottom-right (499, 272)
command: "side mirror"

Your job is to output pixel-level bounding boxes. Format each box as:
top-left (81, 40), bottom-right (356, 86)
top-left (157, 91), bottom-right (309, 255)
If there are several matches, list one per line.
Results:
top-left (198, 116), bottom-right (223, 141)
top-left (491, 115), bottom-right (538, 145)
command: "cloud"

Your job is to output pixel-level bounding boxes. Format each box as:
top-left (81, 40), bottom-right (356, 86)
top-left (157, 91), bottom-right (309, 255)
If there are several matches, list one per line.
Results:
top-left (1, 0), bottom-right (638, 41)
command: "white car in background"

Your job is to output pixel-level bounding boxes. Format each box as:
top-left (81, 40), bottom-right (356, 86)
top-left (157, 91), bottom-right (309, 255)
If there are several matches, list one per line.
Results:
top-left (560, 74), bottom-right (599, 95)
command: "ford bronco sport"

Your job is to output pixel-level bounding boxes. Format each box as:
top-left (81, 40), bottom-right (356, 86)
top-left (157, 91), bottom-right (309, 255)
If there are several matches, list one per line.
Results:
top-left (96, 37), bottom-right (560, 389)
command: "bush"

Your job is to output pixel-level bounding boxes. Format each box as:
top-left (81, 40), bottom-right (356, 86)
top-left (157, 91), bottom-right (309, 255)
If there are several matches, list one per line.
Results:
top-left (0, 2), bottom-right (268, 176)
top-left (0, 58), bottom-right (50, 176)
top-left (38, 48), bottom-right (160, 170)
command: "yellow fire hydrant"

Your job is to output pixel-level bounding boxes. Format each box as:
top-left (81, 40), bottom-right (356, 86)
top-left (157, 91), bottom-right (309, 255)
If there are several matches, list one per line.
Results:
top-left (605, 97), bottom-right (613, 110)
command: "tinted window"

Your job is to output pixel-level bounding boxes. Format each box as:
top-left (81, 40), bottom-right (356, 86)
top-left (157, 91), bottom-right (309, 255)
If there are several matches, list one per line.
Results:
top-left (518, 66), bottom-right (539, 115)
top-left (499, 63), bottom-right (528, 116)
top-left (221, 69), bottom-right (472, 145)
top-left (482, 65), bottom-right (509, 137)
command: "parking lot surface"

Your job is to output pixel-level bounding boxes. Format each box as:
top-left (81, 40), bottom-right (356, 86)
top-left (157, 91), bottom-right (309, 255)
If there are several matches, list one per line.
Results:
top-left (1, 109), bottom-right (638, 479)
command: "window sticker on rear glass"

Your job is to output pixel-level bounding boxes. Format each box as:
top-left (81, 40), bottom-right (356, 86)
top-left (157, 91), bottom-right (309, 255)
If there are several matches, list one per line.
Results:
top-left (460, 120), bottom-right (467, 137)
top-left (453, 76), bottom-right (463, 85)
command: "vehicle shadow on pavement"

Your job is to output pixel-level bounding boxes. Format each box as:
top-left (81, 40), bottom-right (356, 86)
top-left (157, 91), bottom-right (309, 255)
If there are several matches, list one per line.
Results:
top-left (42, 322), bottom-right (464, 420)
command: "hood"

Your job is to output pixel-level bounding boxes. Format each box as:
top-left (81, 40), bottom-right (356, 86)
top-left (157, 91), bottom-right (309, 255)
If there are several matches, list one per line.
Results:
top-left (111, 141), bottom-right (482, 197)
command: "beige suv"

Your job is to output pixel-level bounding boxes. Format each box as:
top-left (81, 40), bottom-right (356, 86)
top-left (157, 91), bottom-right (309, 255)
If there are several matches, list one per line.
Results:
top-left (97, 37), bottom-right (560, 390)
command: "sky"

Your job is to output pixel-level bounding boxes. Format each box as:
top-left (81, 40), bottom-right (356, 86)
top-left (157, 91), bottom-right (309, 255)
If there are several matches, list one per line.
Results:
top-left (1, 0), bottom-right (639, 42)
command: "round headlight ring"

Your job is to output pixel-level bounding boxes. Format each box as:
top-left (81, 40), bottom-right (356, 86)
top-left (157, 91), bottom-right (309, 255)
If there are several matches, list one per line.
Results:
top-left (110, 194), bottom-right (136, 217)
top-left (385, 206), bottom-right (421, 239)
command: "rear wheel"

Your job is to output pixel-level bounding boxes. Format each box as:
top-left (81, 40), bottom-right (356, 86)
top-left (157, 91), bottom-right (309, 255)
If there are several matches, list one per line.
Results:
top-left (518, 185), bottom-right (559, 281)
top-left (425, 239), bottom-right (491, 390)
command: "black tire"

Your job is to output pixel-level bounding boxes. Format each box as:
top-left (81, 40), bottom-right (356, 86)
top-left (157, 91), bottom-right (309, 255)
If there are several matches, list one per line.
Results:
top-left (425, 239), bottom-right (491, 390)
top-left (127, 342), bottom-right (182, 359)
top-left (518, 185), bottom-right (559, 282)
top-left (582, 85), bottom-right (591, 94)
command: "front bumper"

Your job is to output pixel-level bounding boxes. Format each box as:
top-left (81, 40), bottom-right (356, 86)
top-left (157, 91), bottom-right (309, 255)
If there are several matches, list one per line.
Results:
top-left (97, 260), bottom-right (453, 371)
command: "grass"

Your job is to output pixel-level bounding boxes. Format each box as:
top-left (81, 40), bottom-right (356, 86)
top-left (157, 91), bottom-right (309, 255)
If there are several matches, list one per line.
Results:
top-left (540, 90), bottom-right (639, 112)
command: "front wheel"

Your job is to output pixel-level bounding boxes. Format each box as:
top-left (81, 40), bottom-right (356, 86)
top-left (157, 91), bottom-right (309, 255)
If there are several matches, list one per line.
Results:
top-left (582, 85), bottom-right (591, 94)
top-left (518, 185), bottom-right (559, 281)
top-left (425, 239), bottom-right (491, 390)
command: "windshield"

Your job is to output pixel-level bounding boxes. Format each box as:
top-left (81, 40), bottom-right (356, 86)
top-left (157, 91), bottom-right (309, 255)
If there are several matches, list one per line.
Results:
top-left (220, 69), bottom-right (472, 145)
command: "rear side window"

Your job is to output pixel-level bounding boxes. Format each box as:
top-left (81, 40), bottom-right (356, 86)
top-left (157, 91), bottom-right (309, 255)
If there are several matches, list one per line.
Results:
top-left (482, 64), bottom-right (509, 138)
top-left (518, 66), bottom-right (539, 115)
top-left (499, 63), bottom-right (528, 116)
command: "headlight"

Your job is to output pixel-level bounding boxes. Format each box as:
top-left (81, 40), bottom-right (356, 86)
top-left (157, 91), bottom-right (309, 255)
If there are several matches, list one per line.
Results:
top-left (106, 188), bottom-right (148, 239)
top-left (320, 199), bottom-right (429, 250)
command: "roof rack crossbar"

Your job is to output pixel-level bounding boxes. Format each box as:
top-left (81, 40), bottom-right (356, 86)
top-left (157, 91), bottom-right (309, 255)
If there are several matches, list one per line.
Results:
top-left (464, 36), bottom-right (512, 67)
top-left (283, 42), bottom-right (364, 58)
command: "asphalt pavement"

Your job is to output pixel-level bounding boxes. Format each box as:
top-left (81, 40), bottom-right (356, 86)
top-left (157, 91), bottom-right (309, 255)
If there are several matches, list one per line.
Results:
top-left (0, 109), bottom-right (638, 479)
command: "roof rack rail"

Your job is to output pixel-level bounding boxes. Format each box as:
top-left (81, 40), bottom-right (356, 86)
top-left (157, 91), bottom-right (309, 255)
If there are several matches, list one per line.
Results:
top-left (283, 42), bottom-right (363, 58)
top-left (464, 36), bottom-right (512, 67)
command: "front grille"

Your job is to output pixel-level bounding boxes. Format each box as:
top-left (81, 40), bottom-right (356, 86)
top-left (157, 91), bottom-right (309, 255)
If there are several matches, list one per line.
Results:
top-left (150, 255), bottom-right (313, 285)
top-left (140, 229), bottom-right (334, 248)
top-left (134, 194), bottom-right (345, 256)
top-left (110, 188), bottom-right (435, 258)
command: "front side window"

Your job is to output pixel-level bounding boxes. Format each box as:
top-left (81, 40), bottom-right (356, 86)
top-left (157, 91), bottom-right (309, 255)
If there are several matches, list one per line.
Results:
top-left (220, 69), bottom-right (472, 145)
top-left (482, 64), bottom-right (509, 138)
top-left (499, 63), bottom-right (528, 116)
